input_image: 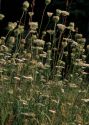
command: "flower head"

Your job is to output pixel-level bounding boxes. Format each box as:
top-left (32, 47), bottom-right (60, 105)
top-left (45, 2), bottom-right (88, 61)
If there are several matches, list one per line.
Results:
top-left (8, 22), bottom-right (17, 30)
top-left (56, 9), bottom-right (62, 16)
top-left (57, 24), bottom-right (66, 31)
top-left (45, 0), bottom-right (51, 6)
top-left (53, 16), bottom-right (59, 23)
top-left (47, 12), bottom-right (53, 17)
top-left (61, 11), bottom-right (69, 16)
top-left (67, 22), bottom-right (75, 32)
top-left (0, 13), bottom-right (5, 20)
top-left (23, 1), bottom-right (30, 11)
top-left (29, 22), bottom-right (38, 30)
top-left (33, 39), bottom-right (45, 46)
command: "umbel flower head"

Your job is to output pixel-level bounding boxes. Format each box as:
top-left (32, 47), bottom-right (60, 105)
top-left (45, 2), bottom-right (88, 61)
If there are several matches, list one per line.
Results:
top-left (57, 24), bottom-right (66, 31)
top-left (0, 14), bottom-right (5, 20)
top-left (47, 12), bottom-right (53, 18)
top-left (29, 22), bottom-right (38, 30)
top-left (45, 0), bottom-right (51, 6)
top-left (61, 11), bottom-right (69, 16)
top-left (22, 1), bottom-right (30, 11)
top-left (28, 12), bottom-right (34, 17)
top-left (67, 22), bottom-right (75, 32)
top-left (53, 16), bottom-right (59, 23)
top-left (33, 39), bottom-right (45, 46)
top-left (14, 25), bottom-right (24, 35)
top-left (56, 9), bottom-right (62, 16)
top-left (7, 22), bottom-right (17, 30)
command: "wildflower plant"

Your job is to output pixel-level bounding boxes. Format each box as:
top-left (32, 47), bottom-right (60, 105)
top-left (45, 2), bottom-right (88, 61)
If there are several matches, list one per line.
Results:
top-left (0, 0), bottom-right (89, 125)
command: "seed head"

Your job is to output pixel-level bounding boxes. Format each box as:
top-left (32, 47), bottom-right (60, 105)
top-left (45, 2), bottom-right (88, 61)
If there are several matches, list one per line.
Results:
top-left (87, 45), bottom-right (89, 51)
top-left (0, 13), bottom-right (5, 20)
top-left (56, 9), bottom-right (62, 16)
top-left (8, 22), bottom-right (17, 30)
top-left (57, 24), bottom-right (66, 31)
top-left (33, 39), bottom-right (45, 46)
top-left (53, 16), bottom-right (59, 23)
top-left (75, 33), bottom-right (83, 39)
top-left (28, 12), bottom-right (34, 17)
top-left (37, 62), bottom-right (44, 69)
top-left (22, 75), bottom-right (33, 81)
top-left (14, 25), bottom-right (24, 34)
top-left (14, 76), bottom-right (20, 81)
top-left (45, 0), bottom-right (51, 6)
top-left (61, 11), bottom-right (69, 16)
top-left (67, 22), bottom-right (75, 32)
top-left (77, 38), bottom-right (86, 44)
top-left (62, 38), bottom-right (68, 48)
top-left (47, 30), bottom-right (54, 35)
top-left (47, 12), bottom-right (53, 17)
top-left (9, 36), bottom-right (15, 44)
top-left (23, 1), bottom-right (30, 11)
top-left (29, 22), bottom-right (38, 30)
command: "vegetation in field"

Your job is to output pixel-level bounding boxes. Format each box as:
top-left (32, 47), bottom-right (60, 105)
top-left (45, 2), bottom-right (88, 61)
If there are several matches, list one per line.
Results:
top-left (0, 0), bottom-right (89, 125)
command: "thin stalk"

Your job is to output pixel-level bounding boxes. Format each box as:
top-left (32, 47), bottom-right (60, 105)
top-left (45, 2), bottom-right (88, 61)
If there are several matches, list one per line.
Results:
top-left (32, 0), bottom-right (36, 12)
top-left (5, 30), bottom-right (12, 45)
top-left (38, 5), bottom-right (47, 37)
top-left (24, 31), bottom-right (30, 40)
top-left (51, 22), bottom-right (57, 50)
top-left (44, 17), bottom-right (51, 31)
top-left (19, 11), bottom-right (25, 26)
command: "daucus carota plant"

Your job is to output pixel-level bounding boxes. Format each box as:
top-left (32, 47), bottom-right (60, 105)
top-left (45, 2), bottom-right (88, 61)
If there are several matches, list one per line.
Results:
top-left (0, 0), bottom-right (89, 125)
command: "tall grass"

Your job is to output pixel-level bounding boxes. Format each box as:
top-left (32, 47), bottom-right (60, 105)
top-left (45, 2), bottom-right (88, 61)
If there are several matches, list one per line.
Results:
top-left (0, 0), bottom-right (89, 124)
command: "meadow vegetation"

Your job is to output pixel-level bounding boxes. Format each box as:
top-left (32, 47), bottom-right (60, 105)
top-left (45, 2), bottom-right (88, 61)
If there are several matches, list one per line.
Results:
top-left (0, 0), bottom-right (89, 124)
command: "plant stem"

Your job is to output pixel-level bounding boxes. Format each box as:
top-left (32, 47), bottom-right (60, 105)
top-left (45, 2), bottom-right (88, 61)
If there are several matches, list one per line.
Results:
top-left (38, 5), bottom-right (47, 37)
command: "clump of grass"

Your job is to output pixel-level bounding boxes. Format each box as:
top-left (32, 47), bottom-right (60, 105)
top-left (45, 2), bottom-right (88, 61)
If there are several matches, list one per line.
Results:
top-left (0, 0), bottom-right (89, 125)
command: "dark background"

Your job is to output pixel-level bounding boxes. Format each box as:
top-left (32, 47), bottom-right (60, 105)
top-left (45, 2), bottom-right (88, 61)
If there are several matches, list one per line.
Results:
top-left (0, 0), bottom-right (89, 41)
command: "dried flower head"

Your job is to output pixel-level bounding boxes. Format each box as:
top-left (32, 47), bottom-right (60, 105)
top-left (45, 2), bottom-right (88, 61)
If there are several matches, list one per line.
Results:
top-left (62, 38), bottom-right (68, 48)
top-left (33, 39), bottom-right (45, 46)
top-left (56, 9), bottom-right (62, 16)
top-left (8, 22), bottom-right (17, 30)
top-left (45, 0), bottom-right (51, 6)
top-left (0, 39), bottom-right (2, 45)
top-left (14, 76), bottom-right (20, 81)
top-left (0, 45), bottom-right (9, 52)
top-left (61, 11), bottom-right (69, 16)
top-left (47, 12), bottom-right (53, 17)
top-left (47, 29), bottom-right (54, 35)
top-left (81, 98), bottom-right (89, 103)
top-left (53, 16), bottom-right (59, 23)
top-left (23, 1), bottom-right (30, 11)
top-left (39, 52), bottom-right (47, 58)
top-left (0, 13), bottom-right (5, 20)
top-left (75, 33), bottom-right (83, 39)
top-left (22, 75), bottom-right (33, 81)
top-left (87, 45), bottom-right (89, 51)
top-left (57, 24), bottom-right (66, 31)
top-left (37, 62), bottom-right (44, 69)
top-left (49, 109), bottom-right (56, 114)
top-left (14, 25), bottom-right (24, 34)
top-left (29, 22), bottom-right (38, 30)
top-left (67, 22), bottom-right (75, 32)
top-left (25, 52), bottom-right (31, 59)
top-left (20, 39), bottom-right (26, 44)
top-left (77, 38), bottom-right (86, 44)
top-left (8, 89), bottom-right (13, 95)
top-left (9, 36), bottom-right (15, 44)
top-left (28, 12), bottom-right (34, 17)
